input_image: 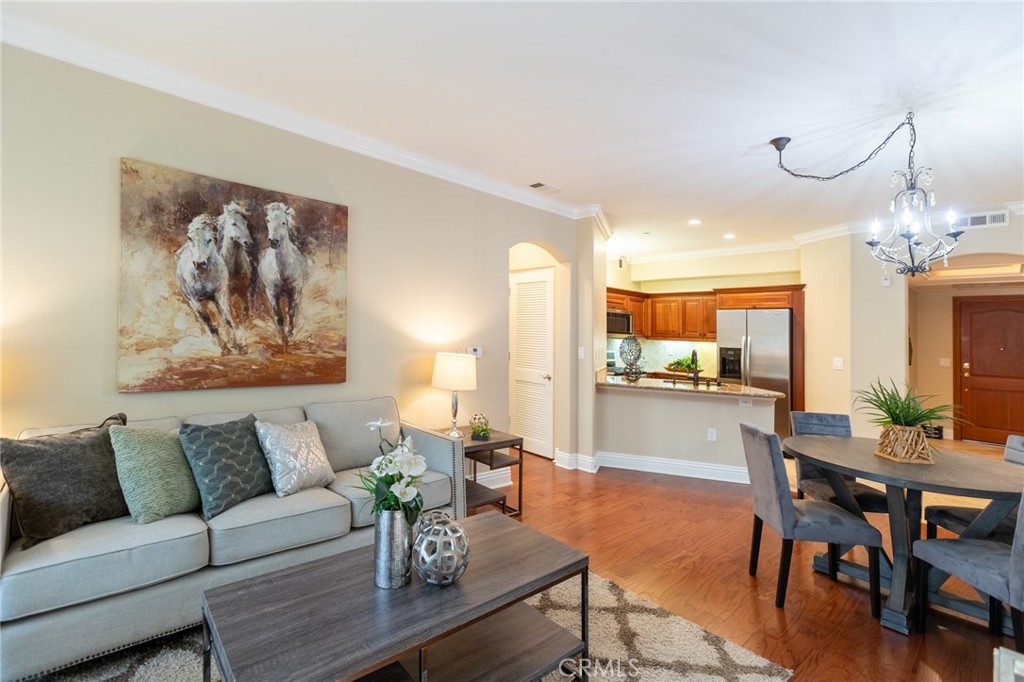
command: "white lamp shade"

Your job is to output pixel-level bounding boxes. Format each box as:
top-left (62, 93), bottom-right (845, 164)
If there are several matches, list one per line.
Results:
top-left (431, 352), bottom-right (477, 391)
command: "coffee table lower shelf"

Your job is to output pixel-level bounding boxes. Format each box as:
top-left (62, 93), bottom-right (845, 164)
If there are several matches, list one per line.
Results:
top-left (364, 602), bottom-right (583, 682)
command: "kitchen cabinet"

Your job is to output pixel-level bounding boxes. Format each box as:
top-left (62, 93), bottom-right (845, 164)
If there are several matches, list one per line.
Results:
top-left (679, 294), bottom-right (717, 341)
top-left (649, 296), bottom-right (683, 338)
top-left (607, 288), bottom-right (649, 336)
top-left (717, 285), bottom-right (801, 310)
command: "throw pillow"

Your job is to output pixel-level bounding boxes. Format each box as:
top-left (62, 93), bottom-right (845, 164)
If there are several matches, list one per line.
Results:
top-left (0, 414), bottom-right (129, 548)
top-left (179, 414), bottom-right (273, 520)
top-left (109, 426), bottom-right (201, 524)
top-left (255, 420), bottom-right (335, 497)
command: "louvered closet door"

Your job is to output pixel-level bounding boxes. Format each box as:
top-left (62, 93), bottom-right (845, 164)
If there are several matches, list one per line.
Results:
top-left (509, 269), bottom-right (554, 458)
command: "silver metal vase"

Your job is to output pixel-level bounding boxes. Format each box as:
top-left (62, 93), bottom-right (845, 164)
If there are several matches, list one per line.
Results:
top-left (374, 510), bottom-right (412, 589)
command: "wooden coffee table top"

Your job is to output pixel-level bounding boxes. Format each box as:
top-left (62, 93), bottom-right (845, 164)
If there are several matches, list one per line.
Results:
top-left (202, 512), bottom-right (588, 681)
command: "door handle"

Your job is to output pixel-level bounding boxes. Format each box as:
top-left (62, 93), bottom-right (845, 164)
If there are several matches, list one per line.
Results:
top-left (963, 372), bottom-right (970, 377)
top-left (542, 374), bottom-right (552, 381)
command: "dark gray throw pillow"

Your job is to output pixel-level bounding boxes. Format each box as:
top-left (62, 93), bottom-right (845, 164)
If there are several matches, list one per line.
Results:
top-left (179, 414), bottom-right (274, 520)
top-left (0, 414), bottom-right (130, 548)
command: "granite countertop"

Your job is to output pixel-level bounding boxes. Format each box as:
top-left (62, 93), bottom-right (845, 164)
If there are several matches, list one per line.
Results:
top-left (599, 375), bottom-right (785, 400)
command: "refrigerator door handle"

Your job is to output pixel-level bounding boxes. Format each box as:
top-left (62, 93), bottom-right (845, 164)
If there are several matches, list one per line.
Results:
top-left (745, 333), bottom-right (753, 385)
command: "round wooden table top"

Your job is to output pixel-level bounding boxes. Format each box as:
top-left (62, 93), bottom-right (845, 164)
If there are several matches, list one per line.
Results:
top-left (782, 435), bottom-right (1024, 500)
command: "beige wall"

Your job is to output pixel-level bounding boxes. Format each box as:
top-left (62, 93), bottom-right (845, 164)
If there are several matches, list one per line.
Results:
top-left (0, 47), bottom-right (581, 441)
top-left (630, 248), bottom-right (800, 282)
top-left (800, 235), bottom-right (854, 414)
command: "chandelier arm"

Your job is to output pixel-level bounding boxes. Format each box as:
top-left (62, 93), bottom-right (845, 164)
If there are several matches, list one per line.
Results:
top-left (775, 113), bottom-right (916, 182)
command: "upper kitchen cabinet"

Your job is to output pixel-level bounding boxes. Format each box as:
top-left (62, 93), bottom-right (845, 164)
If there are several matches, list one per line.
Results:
top-left (607, 288), bottom-right (649, 336)
top-left (679, 294), bottom-right (717, 341)
top-left (716, 285), bottom-right (804, 310)
top-left (648, 295), bottom-right (683, 339)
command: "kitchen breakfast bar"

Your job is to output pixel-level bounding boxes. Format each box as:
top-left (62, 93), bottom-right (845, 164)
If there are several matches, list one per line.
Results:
top-left (595, 374), bottom-right (784, 477)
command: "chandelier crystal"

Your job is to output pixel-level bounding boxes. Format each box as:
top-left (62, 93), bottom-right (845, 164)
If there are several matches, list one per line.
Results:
top-left (771, 112), bottom-right (964, 277)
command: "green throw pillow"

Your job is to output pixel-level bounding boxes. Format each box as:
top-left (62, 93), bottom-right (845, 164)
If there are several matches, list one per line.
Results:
top-left (0, 414), bottom-right (129, 548)
top-left (179, 414), bottom-right (273, 520)
top-left (109, 426), bottom-right (201, 524)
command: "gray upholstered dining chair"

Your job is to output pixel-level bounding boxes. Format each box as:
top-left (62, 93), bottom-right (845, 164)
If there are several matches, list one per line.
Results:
top-left (789, 411), bottom-right (889, 514)
top-left (740, 422), bottom-right (882, 616)
top-left (914, 487), bottom-right (1024, 652)
top-left (924, 435), bottom-right (1023, 544)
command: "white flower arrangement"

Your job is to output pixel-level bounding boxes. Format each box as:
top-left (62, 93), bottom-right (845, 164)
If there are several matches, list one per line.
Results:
top-left (359, 419), bottom-right (427, 525)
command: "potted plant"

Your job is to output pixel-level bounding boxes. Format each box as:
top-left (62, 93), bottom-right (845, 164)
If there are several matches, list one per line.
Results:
top-left (471, 421), bottom-right (491, 441)
top-left (853, 379), bottom-right (956, 463)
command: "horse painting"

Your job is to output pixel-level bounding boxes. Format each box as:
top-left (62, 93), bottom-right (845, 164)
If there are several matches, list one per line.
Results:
top-left (216, 201), bottom-right (259, 324)
top-left (175, 214), bottom-right (243, 355)
top-left (258, 201), bottom-right (307, 350)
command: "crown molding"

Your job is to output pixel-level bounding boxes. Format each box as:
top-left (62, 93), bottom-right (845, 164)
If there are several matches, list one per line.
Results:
top-left (590, 207), bottom-right (613, 241)
top-left (1007, 201), bottom-right (1024, 216)
top-left (2, 16), bottom-right (589, 221)
top-left (629, 240), bottom-right (799, 264)
top-left (791, 222), bottom-right (857, 245)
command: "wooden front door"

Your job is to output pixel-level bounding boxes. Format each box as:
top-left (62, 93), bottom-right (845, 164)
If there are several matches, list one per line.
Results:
top-left (954, 296), bottom-right (1024, 444)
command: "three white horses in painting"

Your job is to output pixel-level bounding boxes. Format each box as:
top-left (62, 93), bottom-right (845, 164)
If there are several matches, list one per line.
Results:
top-left (175, 214), bottom-right (243, 355)
top-left (259, 201), bottom-right (307, 349)
top-left (216, 201), bottom-right (258, 324)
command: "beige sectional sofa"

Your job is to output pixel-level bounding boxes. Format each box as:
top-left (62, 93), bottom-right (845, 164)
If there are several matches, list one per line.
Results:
top-left (0, 396), bottom-right (466, 681)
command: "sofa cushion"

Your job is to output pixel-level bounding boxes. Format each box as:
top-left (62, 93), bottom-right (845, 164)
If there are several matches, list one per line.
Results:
top-left (329, 468), bottom-right (453, 528)
top-left (179, 414), bottom-right (274, 521)
top-left (255, 420), bottom-right (335, 497)
top-left (0, 414), bottom-right (130, 548)
top-left (205, 487), bottom-right (351, 566)
top-left (306, 397), bottom-right (402, 472)
top-left (110, 426), bottom-right (201, 523)
top-left (0, 513), bottom-right (208, 621)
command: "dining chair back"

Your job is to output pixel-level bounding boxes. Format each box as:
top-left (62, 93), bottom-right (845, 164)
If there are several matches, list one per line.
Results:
top-left (915, 489), bottom-right (1024, 651)
top-left (740, 422), bottom-right (882, 615)
top-left (789, 412), bottom-right (889, 513)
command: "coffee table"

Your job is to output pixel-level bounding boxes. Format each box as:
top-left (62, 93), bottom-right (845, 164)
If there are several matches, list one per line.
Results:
top-left (202, 512), bottom-right (589, 681)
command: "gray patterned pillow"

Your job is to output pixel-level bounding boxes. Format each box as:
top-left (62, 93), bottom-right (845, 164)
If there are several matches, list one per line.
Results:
top-left (110, 426), bottom-right (201, 524)
top-left (255, 420), bottom-right (335, 497)
top-left (0, 414), bottom-right (129, 547)
top-left (179, 414), bottom-right (273, 520)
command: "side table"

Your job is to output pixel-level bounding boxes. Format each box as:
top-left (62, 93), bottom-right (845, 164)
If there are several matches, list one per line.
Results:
top-left (459, 428), bottom-right (524, 517)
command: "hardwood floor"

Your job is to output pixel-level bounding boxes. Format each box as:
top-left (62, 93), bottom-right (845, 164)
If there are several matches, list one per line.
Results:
top-left (496, 439), bottom-right (1012, 681)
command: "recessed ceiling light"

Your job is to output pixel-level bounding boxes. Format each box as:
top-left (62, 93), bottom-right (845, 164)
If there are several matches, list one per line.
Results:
top-left (688, 218), bottom-right (702, 225)
top-left (723, 233), bottom-right (736, 240)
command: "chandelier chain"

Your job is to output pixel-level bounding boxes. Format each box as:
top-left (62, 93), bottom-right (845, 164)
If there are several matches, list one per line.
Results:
top-left (775, 112), bottom-right (917, 181)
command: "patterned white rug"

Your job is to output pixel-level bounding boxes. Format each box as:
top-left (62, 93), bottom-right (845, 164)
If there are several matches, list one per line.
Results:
top-left (35, 574), bottom-right (790, 682)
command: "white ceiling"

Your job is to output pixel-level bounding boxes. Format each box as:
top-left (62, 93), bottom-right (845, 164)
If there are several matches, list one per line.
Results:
top-left (3, 2), bottom-right (1022, 262)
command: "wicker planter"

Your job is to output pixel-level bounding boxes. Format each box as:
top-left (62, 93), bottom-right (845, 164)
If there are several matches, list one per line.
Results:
top-left (875, 424), bottom-right (934, 464)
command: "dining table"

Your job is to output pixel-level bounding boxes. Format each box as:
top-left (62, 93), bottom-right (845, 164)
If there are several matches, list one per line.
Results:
top-left (782, 434), bottom-right (1024, 635)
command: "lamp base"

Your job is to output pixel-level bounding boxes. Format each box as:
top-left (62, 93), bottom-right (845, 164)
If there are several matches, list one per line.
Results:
top-left (446, 421), bottom-right (463, 438)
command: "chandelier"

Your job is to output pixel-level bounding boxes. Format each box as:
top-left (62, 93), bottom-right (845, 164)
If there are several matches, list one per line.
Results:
top-left (770, 112), bottom-right (963, 277)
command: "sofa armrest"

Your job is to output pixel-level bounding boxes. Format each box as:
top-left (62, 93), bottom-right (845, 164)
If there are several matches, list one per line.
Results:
top-left (402, 421), bottom-right (466, 519)
top-left (1, 469), bottom-right (11, 559)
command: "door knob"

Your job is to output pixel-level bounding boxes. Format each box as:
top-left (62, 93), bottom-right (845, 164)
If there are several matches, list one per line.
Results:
top-left (542, 374), bottom-right (552, 381)
top-left (963, 372), bottom-right (969, 377)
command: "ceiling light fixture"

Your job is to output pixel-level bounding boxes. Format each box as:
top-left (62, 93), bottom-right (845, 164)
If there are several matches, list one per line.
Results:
top-left (723, 233), bottom-right (736, 240)
top-left (770, 112), bottom-right (963, 277)
top-left (688, 218), bottom-right (702, 225)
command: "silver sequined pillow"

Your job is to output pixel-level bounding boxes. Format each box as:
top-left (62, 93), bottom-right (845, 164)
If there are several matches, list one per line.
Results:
top-left (255, 420), bottom-right (335, 497)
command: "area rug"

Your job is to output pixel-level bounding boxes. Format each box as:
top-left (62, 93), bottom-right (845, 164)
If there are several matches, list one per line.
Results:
top-left (34, 574), bottom-right (791, 682)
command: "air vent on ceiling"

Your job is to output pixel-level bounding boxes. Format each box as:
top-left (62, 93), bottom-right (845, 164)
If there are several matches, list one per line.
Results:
top-left (528, 182), bottom-right (560, 195)
top-left (951, 211), bottom-right (1009, 230)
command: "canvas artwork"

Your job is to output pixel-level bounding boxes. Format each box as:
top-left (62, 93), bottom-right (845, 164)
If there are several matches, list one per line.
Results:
top-left (118, 159), bottom-right (348, 392)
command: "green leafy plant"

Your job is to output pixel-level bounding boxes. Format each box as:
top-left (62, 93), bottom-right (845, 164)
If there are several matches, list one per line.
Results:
top-left (853, 379), bottom-right (955, 427)
top-left (471, 422), bottom-right (491, 438)
top-left (667, 356), bottom-right (701, 372)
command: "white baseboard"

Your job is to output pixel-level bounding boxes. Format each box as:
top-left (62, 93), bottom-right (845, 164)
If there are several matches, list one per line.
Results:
top-left (556, 449), bottom-right (749, 484)
top-left (467, 468), bottom-right (512, 489)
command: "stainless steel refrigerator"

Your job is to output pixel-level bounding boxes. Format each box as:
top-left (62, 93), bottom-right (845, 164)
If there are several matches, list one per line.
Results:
top-left (717, 308), bottom-right (792, 437)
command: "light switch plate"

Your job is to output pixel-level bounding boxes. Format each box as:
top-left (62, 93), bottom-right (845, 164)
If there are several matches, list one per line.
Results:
top-left (467, 346), bottom-right (483, 358)
top-left (832, 357), bottom-right (845, 370)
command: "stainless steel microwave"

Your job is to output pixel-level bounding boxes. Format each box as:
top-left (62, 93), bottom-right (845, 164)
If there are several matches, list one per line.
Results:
top-left (607, 309), bottom-right (633, 335)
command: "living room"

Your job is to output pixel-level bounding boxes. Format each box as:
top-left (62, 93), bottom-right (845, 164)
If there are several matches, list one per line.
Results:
top-left (2, 3), bottom-right (1023, 681)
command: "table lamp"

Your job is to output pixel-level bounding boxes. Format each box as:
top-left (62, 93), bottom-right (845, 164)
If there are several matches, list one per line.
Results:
top-left (431, 352), bottom-right (477, 437)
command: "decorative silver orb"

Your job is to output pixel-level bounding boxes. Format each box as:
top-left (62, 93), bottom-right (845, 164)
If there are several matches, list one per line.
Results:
top-left (618, 335), bottom-right (644, 382)
top-left (412, 511), bottom-right (469, 586)
top-left (470, 413), bottom-right (489, 429)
